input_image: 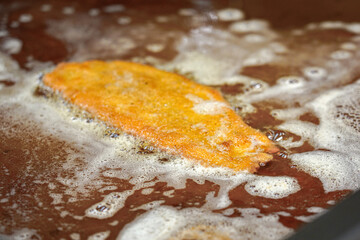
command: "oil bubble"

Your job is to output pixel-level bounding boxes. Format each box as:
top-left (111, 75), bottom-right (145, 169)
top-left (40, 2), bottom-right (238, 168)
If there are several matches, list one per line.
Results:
top-left (62, 7), bottom-right (75, 15)
top-left (330, 50), bottom-right (352, 60)
top-left (244, 34), bottom-right (266, 43)
top-left (266, 130), bottom-right (285, 142)
top-left (156, 16), bottom-right (169, 23)
top-left (103, 4), bottom-right (125, 13)
top-left (178, 8), bottom-right (197, 16)
top-left (89, 8), bottom-right (100, 17)
top-left (340, 42), bottom-right (357, 51)
top-left (250, 82), bottom-right (263, 90)
top-left (217, 8), bottom-right (244, 22)
top-left (1, 38), bottom-right (22, 54)
top-left (229, 19), bottom-right (269, 33)
top-left (346, 23), bottom-right (360, 34)
top-left (319, 21), bottom-right (344, 29)
top-left (88, 231), bottom-right (110, 240)
top-left (303, 67), bottom-right (327, 79)
top-left (291, 29), bottom-right (304, 35)
top-left (19, 14), bottom-right (33, 23)
top-left (41, 4), bottom-right (51, 12)
top-left (10, 21), bottom-right (19, 28)
top-left (277, 76), bottom-right (305, 87)
top-left (117, 17), bottom-right (131, 25)
top-left (245, 176), bottom-right (300, 199)
top-left (243, 48), bottom-right (275, 66)
top-left (146, 43), bottom-right (165, 53)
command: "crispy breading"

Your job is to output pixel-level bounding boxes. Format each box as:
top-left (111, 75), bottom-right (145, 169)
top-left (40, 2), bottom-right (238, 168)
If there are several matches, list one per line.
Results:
top-left (43, 61), bottom-right (277, 172)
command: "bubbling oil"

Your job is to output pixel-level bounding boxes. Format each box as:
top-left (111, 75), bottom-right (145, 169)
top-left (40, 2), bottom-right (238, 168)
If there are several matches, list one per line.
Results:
top-left (0, 1), bottom-right (360, 239)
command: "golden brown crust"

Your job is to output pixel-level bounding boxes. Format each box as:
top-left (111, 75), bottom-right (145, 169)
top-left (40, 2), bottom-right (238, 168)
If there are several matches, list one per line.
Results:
top-left (43, 60), bottom-right (277, 172)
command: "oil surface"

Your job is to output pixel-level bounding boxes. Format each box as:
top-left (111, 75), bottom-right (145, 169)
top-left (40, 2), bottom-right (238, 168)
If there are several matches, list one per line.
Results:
top-left (1, 0), bottom-right (360, 239)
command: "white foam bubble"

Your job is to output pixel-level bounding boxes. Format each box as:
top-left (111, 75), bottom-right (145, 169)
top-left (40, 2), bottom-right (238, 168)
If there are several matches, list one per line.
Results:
top-left (85, 180), bottom-right (158, 219)
top-left (225, 75), bottom-right (267, 87)
top-left (292, 29), bottom-right (304, 35)
top-left (88, 231), bottom-right (110, 240)
top-left (10, 21), bottom-right (19, 28)
top-left (241, 76), bottom-right (306, 103)
top-left (70, 233), bottom-right (80, 240)
top-left (50, 193), bottom-right (63, 205)
top-left (118, 207), bottom-right (185, 240)
top-left (346, 23), bottom-right (360, 34)
top-left (0, 52), bottom-right (21, 82)
top-left (60, 211), bottom-right (69, 218)
top-left (103, 4), bottom-right (125, 13)
top-left (330, 50), bottom-right (352, 60)
top-left (317, 21), bottom-right (360, 35)
top-left (117, 16), bottom-right (131, 25)
top-left (307, 206), bottom-right (325, 213)
top-left (40, 4), bottom-right (52, 12)
top-left (85, 190), bottom-right (134, 219)
top-left (277, 120), bottom-right (316, 142)
top-left (155, 16), bottom-right (169, 23)
top-left (118, 206), bottom-right (292, 240)
top-left (62, 7), bottom-right (75, 15)
top-left (292, 151), bottom-right (359, 192)
top-left (303, 67), bottom-right (327, 79)
top-left (245, 176), bottom-right (300, 199)
top-left (0, 29), bottom-right (8, 37)
top-left (19, 14), bottom-right (32, 23)
top-left (319, 21), bottom-right (345, 29)
top-left (99, 185), bottom-right (117, 193)
top-left (89, 8), bottom-right (100, 17)
top-left (229, 19), bottom-right (269, 33)
top-left (206, 12), bottom-right (218, 22)
top-left (340, 42), bottom-right (357, 51)
top-left (295, 215), bottom-right (318, 223)
top-left (141, 188), bottom-right (154, 195)
top-left (243, 48), bottom-right (276, 66)
top-left (164, 51), bottom-right (230, 85)
top-left (1, 38), bottom-right (22, 54)
top-left (162, 26), bottom-right (276, 85)
top-left (331, 91), bottom-right (360, 133)
top-left (277, 211), bottom-right (291, 217)
top-left (146, 43), bottom-right (165, 53)
top-left (271, 108), bottom-right (305, 121)
top-left (178, 8), bottom-right (197, 16)
top-left (244, 34), bottom-right (266, 43)
top-left (284, 83), bottom-right (360, 192)
top-left (163, 190), bottom-right (175, 198)
top-left (131, 200), bottom-right (165, 211)
top-left (189, 14), bottom-right (208, 27)
top-left (306, 23), bottom-right (317, 30)
top-left (109, 220), bottom-right (119, 226)
top-left (0, 228), bottom-right (40, 240)
top-left (269, 42), bottom-right (288, 53)
top-left (217, 8), bottom-right (244, 22)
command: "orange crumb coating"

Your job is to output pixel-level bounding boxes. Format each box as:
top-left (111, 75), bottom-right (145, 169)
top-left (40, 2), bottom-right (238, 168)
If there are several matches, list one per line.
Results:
top-left (43, 61), bottom-right (277, 172)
